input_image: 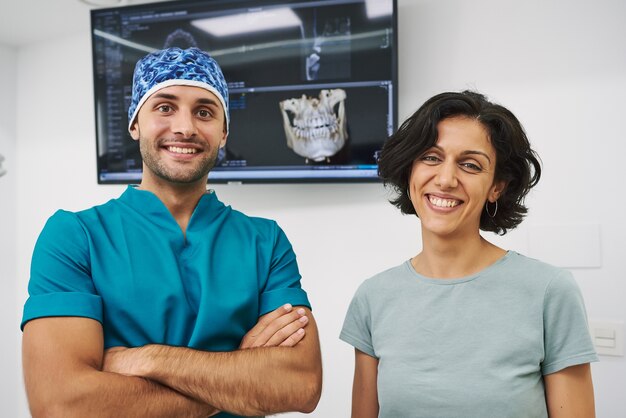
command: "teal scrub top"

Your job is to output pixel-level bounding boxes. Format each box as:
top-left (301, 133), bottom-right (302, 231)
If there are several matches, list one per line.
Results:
top-left (22, 186), bottom-right (311, 354)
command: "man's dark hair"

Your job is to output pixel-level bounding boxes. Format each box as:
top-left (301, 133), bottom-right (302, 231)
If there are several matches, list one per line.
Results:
top-left (378, 90), bottom-right (541, 235)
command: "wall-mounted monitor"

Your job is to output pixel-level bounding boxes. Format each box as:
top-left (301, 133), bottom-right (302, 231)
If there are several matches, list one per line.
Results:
top-left (91, 0), bottom-right (398, 183)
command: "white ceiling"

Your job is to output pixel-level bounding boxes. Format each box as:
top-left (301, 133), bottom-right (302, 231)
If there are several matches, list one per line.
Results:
top-left (0, 0), bottom-right (173, 48)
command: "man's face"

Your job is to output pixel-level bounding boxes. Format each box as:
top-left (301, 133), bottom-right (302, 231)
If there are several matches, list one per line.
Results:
top-left (129, 85), bottom-right (227, 185)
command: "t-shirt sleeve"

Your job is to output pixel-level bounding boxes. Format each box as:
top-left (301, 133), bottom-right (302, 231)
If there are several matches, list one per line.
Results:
top-left (541, 270), bottom-right (598, 375)
top-left (21, 210), bottom-right (103, 330)
top-left (339, 282), bottom-right (376, 358)
top-left (258, 222), bottom-right (310, 315)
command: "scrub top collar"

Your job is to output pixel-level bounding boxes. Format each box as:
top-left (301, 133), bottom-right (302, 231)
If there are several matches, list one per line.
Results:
top-left (119, 185), bottom-right (229, 231)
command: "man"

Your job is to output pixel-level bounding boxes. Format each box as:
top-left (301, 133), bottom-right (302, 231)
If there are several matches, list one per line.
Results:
top-left (21, 47), bottom-right (322, 418)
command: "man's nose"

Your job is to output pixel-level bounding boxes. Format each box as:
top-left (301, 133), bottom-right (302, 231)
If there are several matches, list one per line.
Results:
top-left (170, 111), bottom-right (197, 138)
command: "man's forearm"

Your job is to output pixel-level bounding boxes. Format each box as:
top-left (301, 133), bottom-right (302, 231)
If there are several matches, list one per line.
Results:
top-left (139, 343), bottom-right (322, 416)
top-left (22, 317), bottom-right (219, 418)
top-left (104, 310), bottom-right (323, 417)
top-left (27, 366), bottom-right (216, 418)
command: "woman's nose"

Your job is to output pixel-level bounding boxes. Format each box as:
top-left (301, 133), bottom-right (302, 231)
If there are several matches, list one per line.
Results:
top-left (434, 161), bottom-right (458, 189)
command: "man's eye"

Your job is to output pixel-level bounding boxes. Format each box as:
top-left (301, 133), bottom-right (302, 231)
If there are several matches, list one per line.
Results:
top-left (197, 109), bottom-right (212, 118)
top-left (157, 105), bottom-right (172, 113)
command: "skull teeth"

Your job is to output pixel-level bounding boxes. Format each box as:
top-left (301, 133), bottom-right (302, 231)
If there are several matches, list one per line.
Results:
top-left (280, 88), bottom-right (347, 160)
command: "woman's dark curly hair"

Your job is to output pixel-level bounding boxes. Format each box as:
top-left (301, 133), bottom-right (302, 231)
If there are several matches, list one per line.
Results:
top-left (378, 91), bottom-right (541, 235)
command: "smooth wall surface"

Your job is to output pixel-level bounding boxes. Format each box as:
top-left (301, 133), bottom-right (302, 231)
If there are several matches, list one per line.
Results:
top-left (10, 0), bottom-right (626, 416)
top-left (0, 44), bottom-right (18, 418)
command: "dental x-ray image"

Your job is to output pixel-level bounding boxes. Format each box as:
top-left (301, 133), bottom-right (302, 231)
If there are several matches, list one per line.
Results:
top-left (304, 16), bottom-right (351, 81)
top-left (280, 89), bottom-right (347, 163)
top-left (91, 0), bottom-right (397, 183)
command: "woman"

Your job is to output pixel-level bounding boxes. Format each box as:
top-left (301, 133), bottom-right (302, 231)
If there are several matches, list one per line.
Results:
top-left (340, 91), bottom-right (597, 418)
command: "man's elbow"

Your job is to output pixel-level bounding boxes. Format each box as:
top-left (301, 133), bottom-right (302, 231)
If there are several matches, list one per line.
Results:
top-left (30, 400), bottom-right (76, 418)
top-left (27, 388), bottom-right (93, 418)
top-left (296, 369), bottom-right (322, 413)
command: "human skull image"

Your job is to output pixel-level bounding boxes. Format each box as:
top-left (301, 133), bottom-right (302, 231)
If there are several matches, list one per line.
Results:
top-left (279, 89), bottom-right (347, 162)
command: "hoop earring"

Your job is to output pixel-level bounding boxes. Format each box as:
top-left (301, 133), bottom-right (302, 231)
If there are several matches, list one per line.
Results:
top-left (485, 200), bottom-right (498, 218)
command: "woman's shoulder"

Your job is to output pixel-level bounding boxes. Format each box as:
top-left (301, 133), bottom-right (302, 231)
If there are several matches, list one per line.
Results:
top-left (357, 261), bottom-right (413, 293)
top-left (503, 251), bottom-right (574, 286)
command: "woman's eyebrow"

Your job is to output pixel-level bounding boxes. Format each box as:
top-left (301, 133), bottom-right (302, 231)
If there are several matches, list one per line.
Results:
top-left (461, 150), bottom-right (492, 163)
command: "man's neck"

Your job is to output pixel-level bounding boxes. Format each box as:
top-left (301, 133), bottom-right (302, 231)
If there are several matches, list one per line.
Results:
top-left (138, 177), bottom-right (208, 236)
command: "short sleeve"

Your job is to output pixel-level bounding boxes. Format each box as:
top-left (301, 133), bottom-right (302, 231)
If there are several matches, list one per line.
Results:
top-left (258, 223), bottom-right (310, 315)
top-left (339, 283), bottom-right (376, 357)
top-left (21, 210), bottom-right (103, 330)
top-left (541, 270), bottom-right (598, 374)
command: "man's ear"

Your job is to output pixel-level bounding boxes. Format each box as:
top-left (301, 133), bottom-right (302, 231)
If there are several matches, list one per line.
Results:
top-left (220, 130), bottom-right (228, 149)
top-left (489, 180), bottom-right (507, 202)
top-left (129, 121), bottom-right (140, 141)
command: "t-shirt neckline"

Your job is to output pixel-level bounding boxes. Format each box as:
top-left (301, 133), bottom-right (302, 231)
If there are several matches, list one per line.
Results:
top-left (404, 251), bottom-right (514, 285)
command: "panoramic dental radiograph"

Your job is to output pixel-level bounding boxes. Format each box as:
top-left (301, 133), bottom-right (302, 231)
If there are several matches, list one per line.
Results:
top-left (279, 89), bottom-right (348, 163)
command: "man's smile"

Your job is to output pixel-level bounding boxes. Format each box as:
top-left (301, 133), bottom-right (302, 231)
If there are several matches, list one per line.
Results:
top-left (165, 145), bottom-right (199, 154)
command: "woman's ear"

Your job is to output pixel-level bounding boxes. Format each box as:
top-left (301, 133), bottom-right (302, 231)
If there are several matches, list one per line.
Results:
top-left (489, 180), bottom-right (507, 202)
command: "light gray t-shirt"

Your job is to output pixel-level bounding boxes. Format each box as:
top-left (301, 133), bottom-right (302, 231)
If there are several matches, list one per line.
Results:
top-left (340, 251), bottom-right (598, 418)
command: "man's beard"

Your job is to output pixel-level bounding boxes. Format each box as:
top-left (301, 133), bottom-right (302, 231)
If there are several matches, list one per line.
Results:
top-left (139, 136), bottom-right (219, 184)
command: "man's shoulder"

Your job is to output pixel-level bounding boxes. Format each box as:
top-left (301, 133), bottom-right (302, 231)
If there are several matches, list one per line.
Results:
top-left (41, 193), bottom-right (124, 234)
top-left (229, 209), bottom-right (277, 228)
top-left (216, 199), bottom-right (281, 235)
top-left (228, 210), bottom-right (286, 245)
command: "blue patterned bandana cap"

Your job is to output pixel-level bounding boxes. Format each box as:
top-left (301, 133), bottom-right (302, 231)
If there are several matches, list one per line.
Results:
top-left (128, 47), bottom-right (229, 132)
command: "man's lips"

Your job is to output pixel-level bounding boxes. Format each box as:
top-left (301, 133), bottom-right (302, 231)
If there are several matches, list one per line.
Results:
top-left (164, 145), bottom-right (198, 154)
top-left (159, 142), bottom-right (204, 157)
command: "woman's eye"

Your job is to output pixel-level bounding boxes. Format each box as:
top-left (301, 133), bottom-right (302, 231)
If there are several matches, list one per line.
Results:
top-left (420, 155), bottom-right (440, 164)
top-left (460, 162), bottom-right (482, 172)
top-left (157, 105), bottom-right (172, 113)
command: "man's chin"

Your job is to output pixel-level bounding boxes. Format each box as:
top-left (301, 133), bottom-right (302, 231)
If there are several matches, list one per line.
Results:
top-left (155, 170), bottom-right (211, 185)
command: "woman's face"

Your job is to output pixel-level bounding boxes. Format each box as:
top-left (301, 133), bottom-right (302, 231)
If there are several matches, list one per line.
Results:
top-left (408, 116), bottom-right (505, 238)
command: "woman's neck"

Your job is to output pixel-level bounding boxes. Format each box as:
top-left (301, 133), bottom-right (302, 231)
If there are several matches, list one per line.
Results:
top-left (412, 231), bottom-right (506, 279)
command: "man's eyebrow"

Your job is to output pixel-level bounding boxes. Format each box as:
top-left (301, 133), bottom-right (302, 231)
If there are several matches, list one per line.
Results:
top-left (152, 92), bottom-right (178, 100)
top-left (197, 98), bottom-right (220, 106)
top-left (149, 94), bottom-right (219, 108)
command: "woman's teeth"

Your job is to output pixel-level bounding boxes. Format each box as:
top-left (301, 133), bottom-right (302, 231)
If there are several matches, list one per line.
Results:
top-left (429, 196), bottom-right (460, 208)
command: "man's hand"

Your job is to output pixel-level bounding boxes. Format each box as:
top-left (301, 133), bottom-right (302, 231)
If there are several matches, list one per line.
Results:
top-left (240, 304), bottom-right (309, 349)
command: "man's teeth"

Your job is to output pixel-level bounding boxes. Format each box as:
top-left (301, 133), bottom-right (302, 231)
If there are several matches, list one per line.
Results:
top-left (167, 146), bottom-right (197, 154)
top-left (429, 196), bottom-right (461, 208)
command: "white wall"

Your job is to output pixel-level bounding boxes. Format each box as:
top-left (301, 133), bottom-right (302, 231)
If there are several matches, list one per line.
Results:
top-left (0, 44), bottom-right (18, 418)
top-left (11, 0), bottom-right (626, 416)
